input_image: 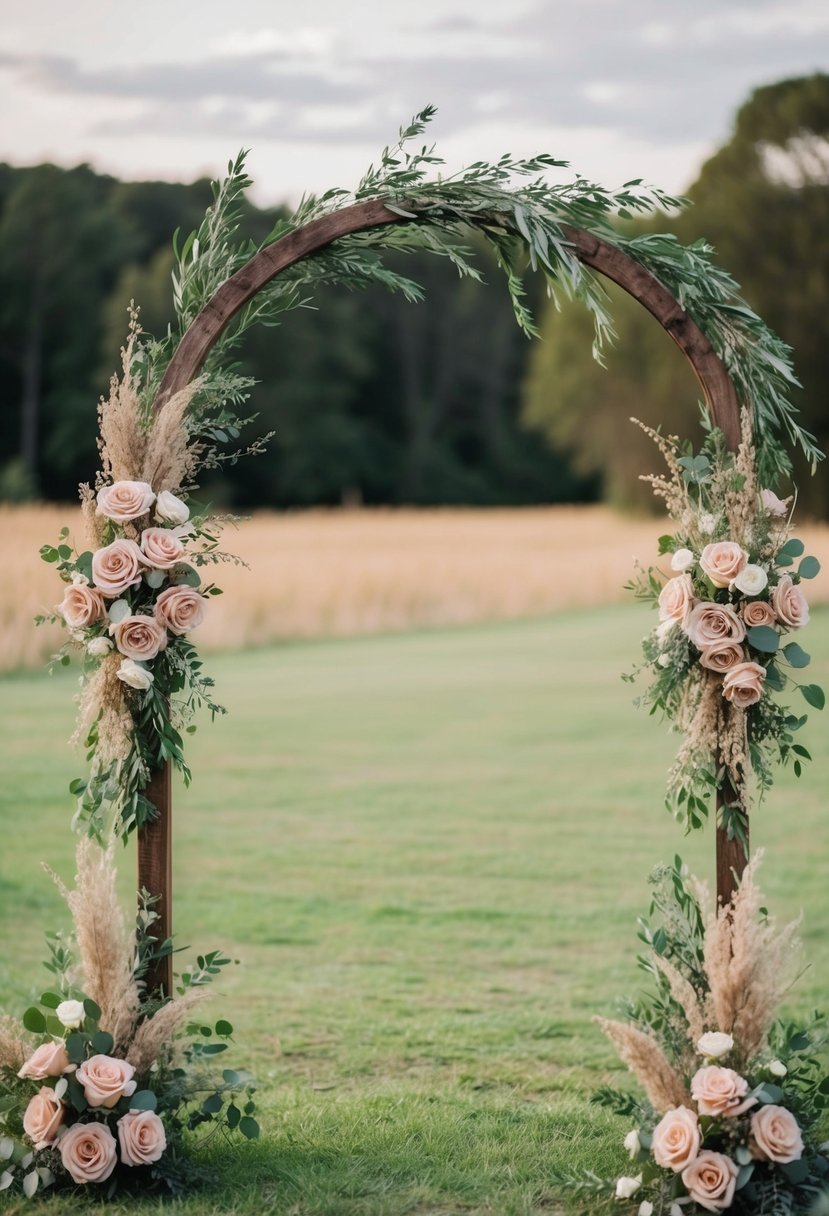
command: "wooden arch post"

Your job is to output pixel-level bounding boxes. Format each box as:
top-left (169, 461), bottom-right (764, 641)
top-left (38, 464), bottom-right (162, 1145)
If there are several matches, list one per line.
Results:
top-left (140, 203), bottom-right (745, 997)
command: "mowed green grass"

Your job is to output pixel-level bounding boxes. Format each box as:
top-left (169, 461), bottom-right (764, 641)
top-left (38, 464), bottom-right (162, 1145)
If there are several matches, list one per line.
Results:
top-left (1, 605), bottom-right (828, 1215)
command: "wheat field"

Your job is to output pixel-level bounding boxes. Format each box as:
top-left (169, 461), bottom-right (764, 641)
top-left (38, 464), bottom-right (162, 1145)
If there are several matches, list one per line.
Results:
top-left (3, 502), bottom-right (828, 674)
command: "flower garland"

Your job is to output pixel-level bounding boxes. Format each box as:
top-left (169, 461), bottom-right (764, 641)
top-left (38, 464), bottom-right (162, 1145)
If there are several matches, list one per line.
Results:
top-left (554, 857), bottom-right (829, 1214)
top-left (0, 843), bottom-right (258, 1198)
top-left (626, 414), bottom-right (823, 847)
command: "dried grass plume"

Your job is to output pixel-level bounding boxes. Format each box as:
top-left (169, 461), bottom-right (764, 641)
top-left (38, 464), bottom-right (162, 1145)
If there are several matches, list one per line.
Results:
top-left (594, 1016), bottom-right (692, 1112)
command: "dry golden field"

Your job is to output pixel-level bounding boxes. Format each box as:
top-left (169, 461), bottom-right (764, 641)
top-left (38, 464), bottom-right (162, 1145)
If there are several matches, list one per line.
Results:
top-left (3, 502), bottom-right (828, 674)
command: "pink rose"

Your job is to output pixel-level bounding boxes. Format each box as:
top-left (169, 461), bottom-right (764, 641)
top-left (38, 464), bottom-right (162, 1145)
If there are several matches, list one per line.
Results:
top-left (140, 527), bottom-right (185, 570)
top-left (154, 585), bottom-right (207, 636)
top-left (76, 1054), bottom-right (137, 1108)
top-left (658, 573), bottom-right (695, 625)
top-left (59, 1121), bottom-right (118, 1184)
top-left (58, 583), bottom-right (106, 630)
top-left (722, 661), bottom-right (766, 708)
top-left (17, 1040), bottom-right (69, 1080)
top-left (691, 1065), bottom-right (756, 1116)
top-left (117, 1109), bottom-right (167, 1166)
top-left (699, 641), bottom-right (744, 674)
top-left (651, 1105), bottom-right (700, 1172)
top-left (685, 602), bottom-right (746, 648)
top-left (700, 541), bottom-right (748, 588)
top-left (742, 600), bottom-right (777, 629)
top-left (92, 539), bottom-right (145, 598)
top-left (112, 614), bottom-right (168, 661)
top-left (96, 480), bottom-right (156, 523)
top-left (22, 1086), bottom-right (65, 1149)
top-left (681, 1151), bottom-right (738, 1213)
top-left (770, 574), bottom-right (810, 630)
top-left (750, 1105), bottom-right (803, 1163)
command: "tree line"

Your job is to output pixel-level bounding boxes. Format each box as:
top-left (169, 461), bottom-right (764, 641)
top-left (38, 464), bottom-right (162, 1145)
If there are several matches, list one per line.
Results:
top-left (1, 74), bottom-right (827, 514)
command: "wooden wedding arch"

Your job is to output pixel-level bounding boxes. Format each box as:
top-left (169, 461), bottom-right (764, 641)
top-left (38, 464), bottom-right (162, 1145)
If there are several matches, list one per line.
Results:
top-left (140, 200), bottom-right (746, 996)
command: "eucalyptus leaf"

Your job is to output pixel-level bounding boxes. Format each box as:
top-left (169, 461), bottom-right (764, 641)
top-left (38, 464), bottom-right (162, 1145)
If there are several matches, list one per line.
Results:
top-left (802, 684), bottom-right (826, 710)
top-left (782, 642), bottom-right (810, 669)
top-left (798, 555), bottom-right (821, 579)
top-left (747, 624), bottom-right (779, 653)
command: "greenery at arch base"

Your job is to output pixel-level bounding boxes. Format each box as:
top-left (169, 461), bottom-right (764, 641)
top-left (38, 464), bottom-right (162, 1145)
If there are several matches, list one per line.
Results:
top-left (0, 109), bottom-right (825, 1210)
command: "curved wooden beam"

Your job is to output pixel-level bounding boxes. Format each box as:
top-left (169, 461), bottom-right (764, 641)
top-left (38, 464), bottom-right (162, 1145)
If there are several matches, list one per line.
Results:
top-left (143, 199), bottom-right (746, 996)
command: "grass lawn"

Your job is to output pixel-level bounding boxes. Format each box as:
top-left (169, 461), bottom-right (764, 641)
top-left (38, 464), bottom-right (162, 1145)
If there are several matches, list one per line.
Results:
top-left (1, 604), bottom-right (828, 1214)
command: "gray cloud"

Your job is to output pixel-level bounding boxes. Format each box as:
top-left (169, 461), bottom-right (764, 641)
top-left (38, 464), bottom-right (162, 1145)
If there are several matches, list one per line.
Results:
top-left (1, 0), bottom-right (827, 150)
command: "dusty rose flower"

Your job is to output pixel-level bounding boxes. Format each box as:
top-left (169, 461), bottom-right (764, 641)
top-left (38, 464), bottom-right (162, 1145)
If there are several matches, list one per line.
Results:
top-left (700, 541), bottom-right (748, 588)
top-left (22, 1087), bottom-right (65, 1149)
top-left (117, 1109), bottom-right (167, 1166)
top-left (699, 641), bottom-right (744, 674)
top-left (658, 573), bottom-right (695, 625)
top-left (762, 488), bottom-right (792, 517)
top-left (140, 527), bottom-right (185, 570)
top-left (771, 574), bottom-right (810, 630)
top-left (92, 539), bottom-right (145, 597)
top-left (17, 1040), bottom-right (69, 1080)
top-left (742, 600), bottom-right (777, 629)
top-left (685, 602), bottom-right (746, 648)
top-left (96, 480), bottom-right (156, 523)
top-left (691, 1065), bottom-right (756, 1116)
top-left (116, 659), bottom-right (154, 690)
top-left (750, 1105), bottom-right (803, 1163)
top-left (722, 661), bottom-right (766, 708)
top-left (112, 614), bottom-right (168, 661)
top-left (651, 1106), bottom-right (700, 1172)
top-left (681, 1151), bottom-right (738, 1213)
top-left (154, 585), bottom-right (207, 636)
top-left (58, 583), bottom-right (106, 630)
top-left (76, 1054), bottom-right (137, 1109)
top-left (59, 1121), bottom-right (117, 1184)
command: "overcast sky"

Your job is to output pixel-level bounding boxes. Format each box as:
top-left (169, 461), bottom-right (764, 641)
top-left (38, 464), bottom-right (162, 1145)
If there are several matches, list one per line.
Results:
top-left (1, 0), bottom-right (827, 205)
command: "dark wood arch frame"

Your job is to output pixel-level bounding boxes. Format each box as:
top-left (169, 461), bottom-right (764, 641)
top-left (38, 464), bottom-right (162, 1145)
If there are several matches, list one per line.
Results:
top-left (140, 200), bottom-right (745, 996)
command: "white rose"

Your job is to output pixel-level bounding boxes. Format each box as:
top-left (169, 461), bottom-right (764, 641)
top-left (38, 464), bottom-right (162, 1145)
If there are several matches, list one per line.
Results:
top-left (769, 1059), bottom-right (788, 1078)
top-left (56, 999), bottom-right (85, 1029)
top-left (656, 618), bottom-right (678, 643)
top-left (624, 1129), bottom-right (641, 1159)
top-left (657, 653), bottom-right (671, 668)
top-left (638, 1204), bottom-right (654, 1216)
top-left (697, 1031), bottom-right (734, 1059)
top-left (615, 1175), bottom-right (642, 1199)
top-left (698, 512), bottom-right (717, 536)
top-left (108, 598), bottom-right (132, 625)
top-left (762, 488), bottom-right (791, 517)
top-left (86, 636), bottom-right (114, 657)
top-left (116, 659), bottom-right (154, 690)
top-left (670, 548), bottom-right (695, 572)
top-left (733, 564), bottom-right (768, 595)
top-left (155, 490), bottom-right (190, 525)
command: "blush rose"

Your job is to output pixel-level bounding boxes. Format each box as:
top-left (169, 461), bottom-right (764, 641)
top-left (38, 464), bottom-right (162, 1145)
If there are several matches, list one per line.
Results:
top-left (771, 574), bottom-right (810, 630)
top-left (59, 1121), bottom-right (118, 1184)
top-left (658, 574), bottom-right (695, 625)
top-left (750, 1105), bottom-right (803, 1163)
top-left (96, 480), bottom-right (155, 523)
top-left (92, 539), bottom-right (145, 597)
top-left (699, 641), bottom-right (744, 674)
top-left (154, 585), bottom-right (206, 635)
top-left (17, 1040), bottom-right (69, 1080)
top-left (700, 541), bottom-right (748, 588)
top-left (651, 1106), bottom-right (700, 1172)
top-left (112, 614), bottom-right (168, 661)
top-left (76, 1054), bottom-right (137, 1108)
top-left (681, 1151), bottom-right (738, 1213)
top-left (140, 527), bottom-right (185, 570)
top-left (117, 1109), bottom-right (167, 1166)
top-left (58, 583), bottom-right (106, 630)
top-left (742, 600), bottom-right (777, 629)
top-left (722, 661), bottom-right (766, 708)
top-left (22, 1087), bottom-right (65, 1149)
top-left (685, 602), bottom-right (745, 648)
top-left (691, 1065), bottom-right (755, 1116)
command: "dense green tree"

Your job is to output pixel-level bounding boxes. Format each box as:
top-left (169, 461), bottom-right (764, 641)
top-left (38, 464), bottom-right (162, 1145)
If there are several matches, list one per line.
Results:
top-left (523, 73), bottom-right (829, 513)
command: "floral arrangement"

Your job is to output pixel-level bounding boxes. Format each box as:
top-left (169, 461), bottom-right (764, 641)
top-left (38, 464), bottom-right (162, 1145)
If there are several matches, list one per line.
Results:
top-left (626, 413), bottom-right (823, 847)
top-left (0, 842), bottom-right (259, 1198)
top-left (555, 856), bottom-right (829, 1213)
